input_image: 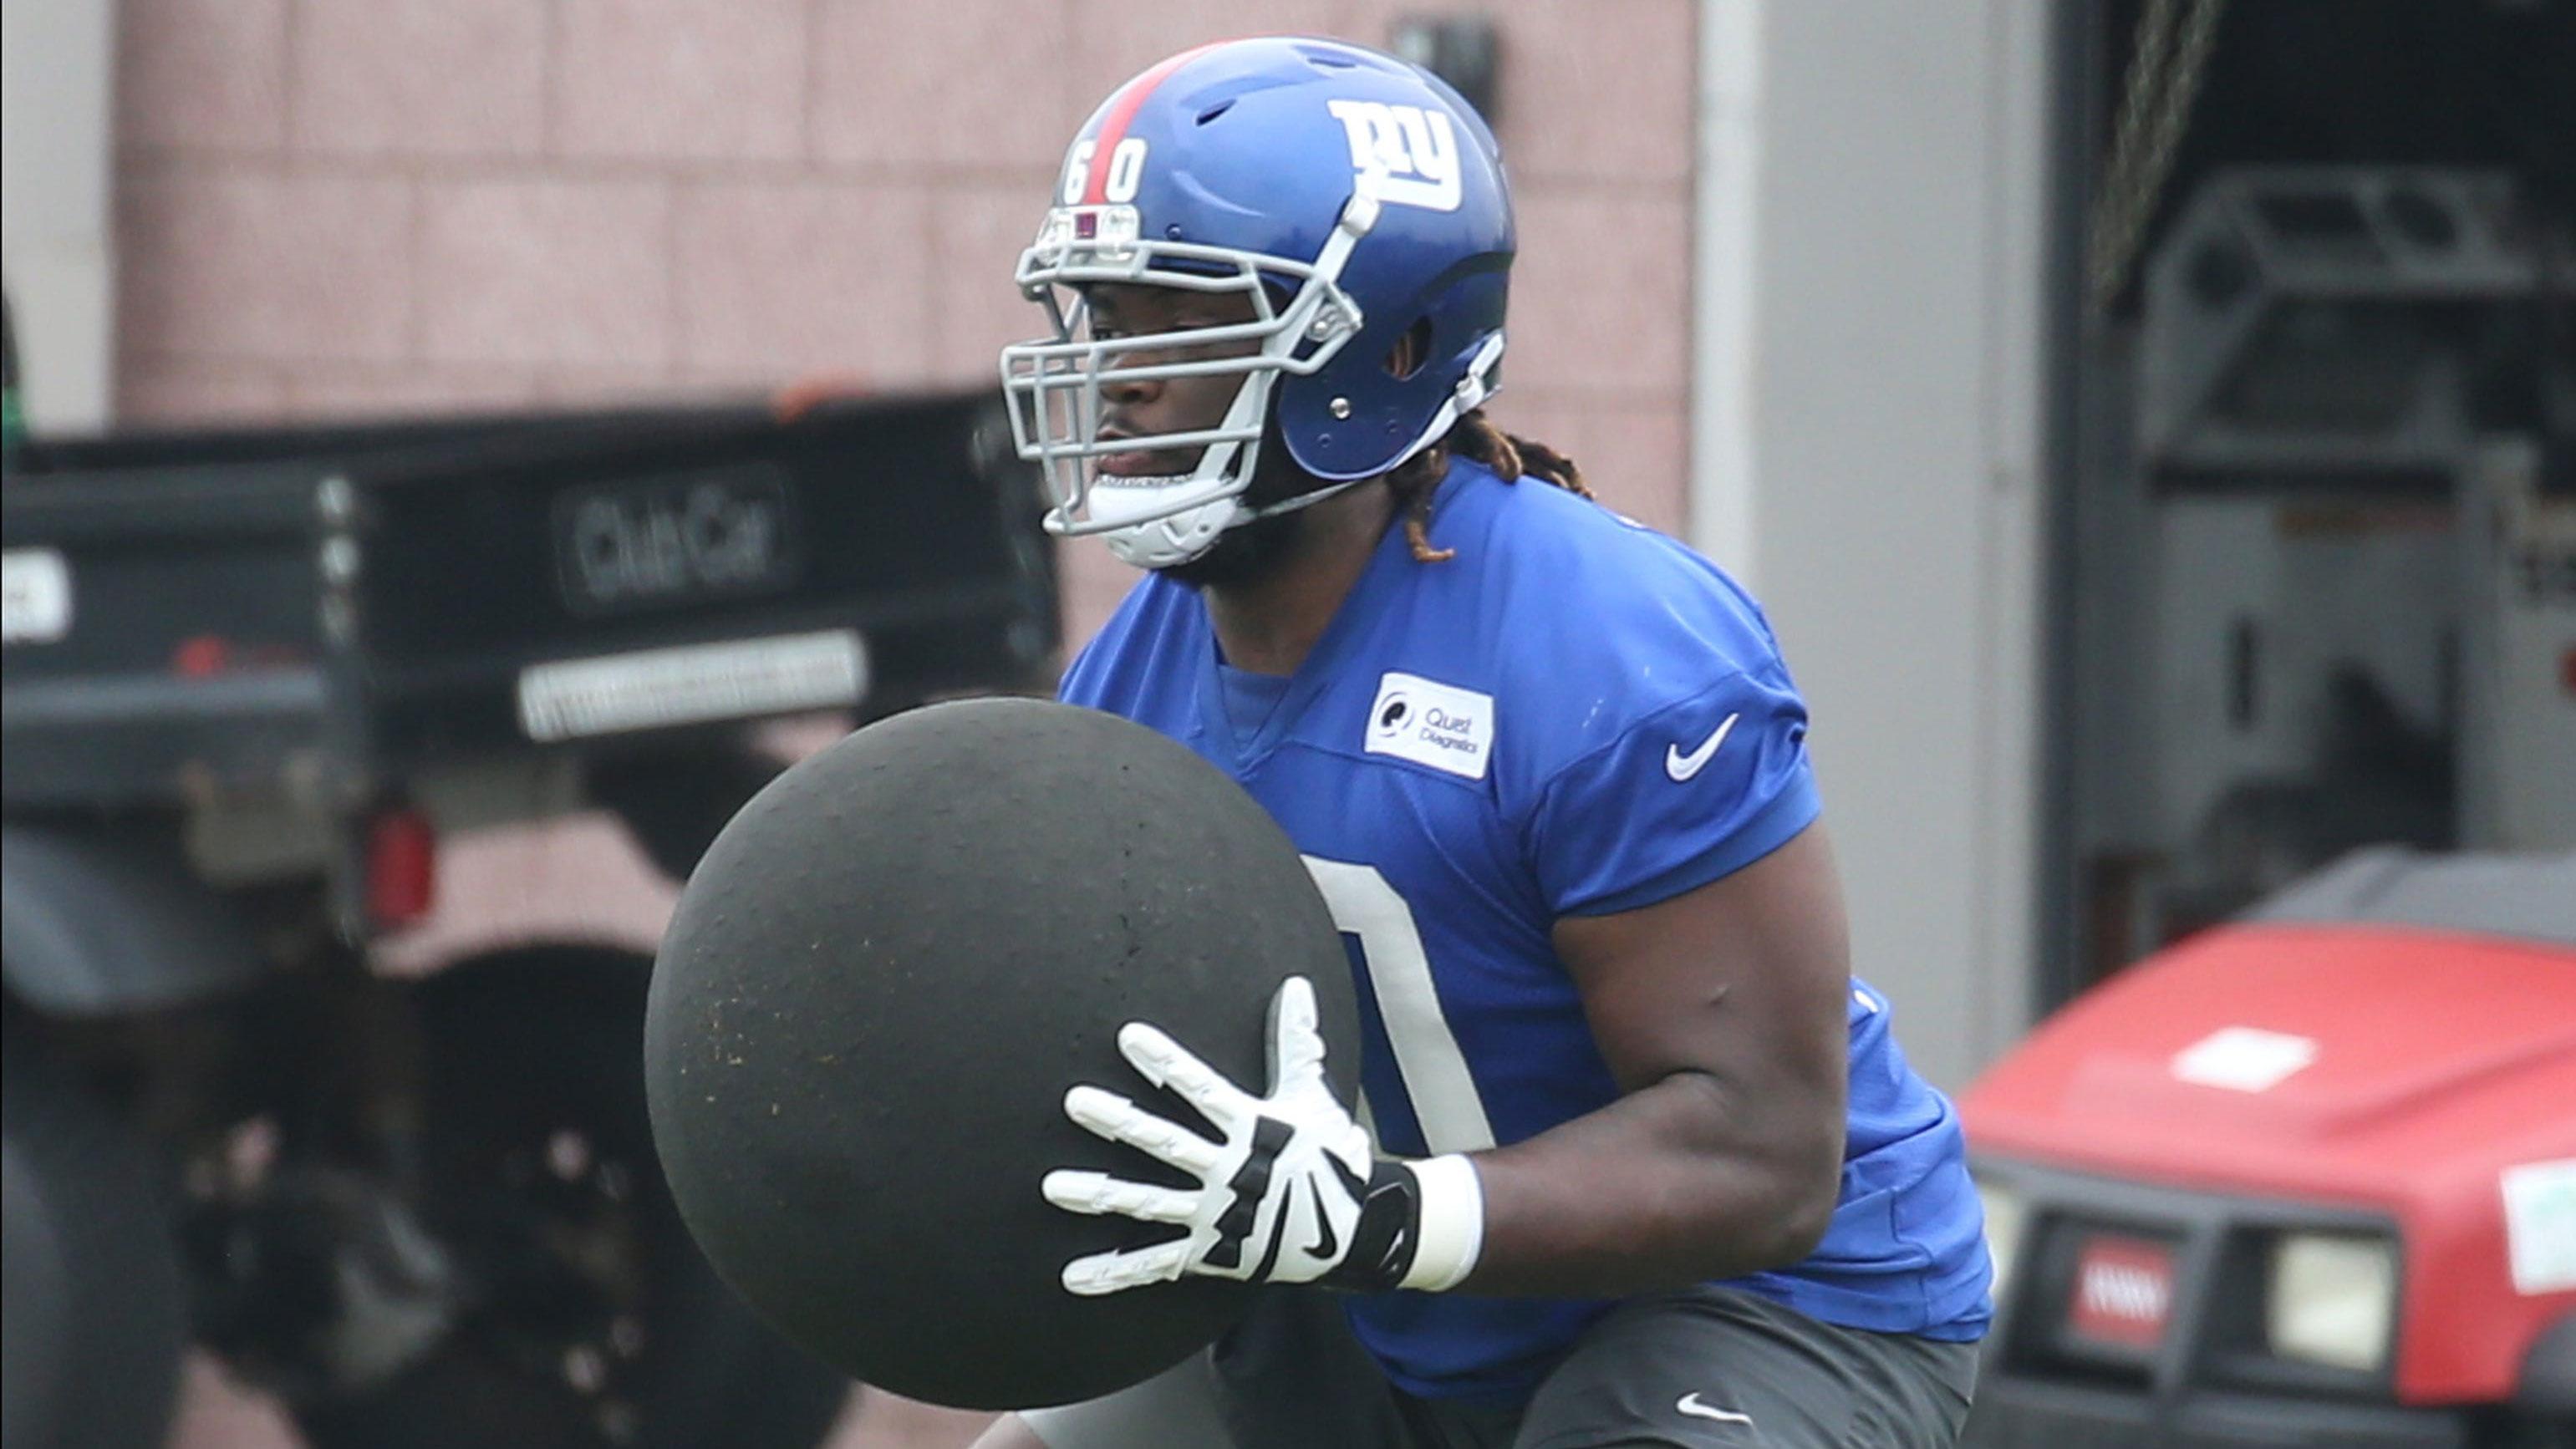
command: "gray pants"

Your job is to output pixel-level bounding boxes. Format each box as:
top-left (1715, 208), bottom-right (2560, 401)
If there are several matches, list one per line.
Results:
top-left (1026, 1285), bottom-right (1978, 1449)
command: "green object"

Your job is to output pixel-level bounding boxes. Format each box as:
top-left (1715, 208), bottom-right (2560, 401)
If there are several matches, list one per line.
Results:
top-left (1, 384), bottom-right (23, 462)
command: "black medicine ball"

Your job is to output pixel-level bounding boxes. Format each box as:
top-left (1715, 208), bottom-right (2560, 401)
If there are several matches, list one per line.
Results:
top-left (644, 697), bottom-right (1359, 1411)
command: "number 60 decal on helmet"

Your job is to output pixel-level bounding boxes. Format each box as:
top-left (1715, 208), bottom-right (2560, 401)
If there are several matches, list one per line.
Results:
top-left (1059, 137), bottom-right (1149, 207)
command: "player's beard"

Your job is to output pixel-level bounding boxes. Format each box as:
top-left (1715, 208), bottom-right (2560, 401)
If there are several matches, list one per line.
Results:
top-left (1152, 423), bottom-right (1336, 592)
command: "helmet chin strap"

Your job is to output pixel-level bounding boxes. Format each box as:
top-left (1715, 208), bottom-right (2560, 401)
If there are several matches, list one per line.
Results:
top-left (1092, 472), bottom-right (1370, 570)
top-left (1094, 479), bottom-right (1242, 569)
top-left (1247, 476), bottom-right (1367, 521)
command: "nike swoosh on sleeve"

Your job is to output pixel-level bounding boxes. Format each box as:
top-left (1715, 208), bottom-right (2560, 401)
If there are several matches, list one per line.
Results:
top-left (1662, 712), bottom-right (1740, 782)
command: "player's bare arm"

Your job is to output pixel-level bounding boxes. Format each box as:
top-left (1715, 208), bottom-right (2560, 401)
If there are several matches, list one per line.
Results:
top-left (1046, 823), bottom-right (1858, 1303)
top-left (1463, 821), bottom-right (1853, 1296)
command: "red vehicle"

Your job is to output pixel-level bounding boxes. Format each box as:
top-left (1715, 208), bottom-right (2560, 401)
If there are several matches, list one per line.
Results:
top-left (1961, 848), bottom-right (2576, 1447)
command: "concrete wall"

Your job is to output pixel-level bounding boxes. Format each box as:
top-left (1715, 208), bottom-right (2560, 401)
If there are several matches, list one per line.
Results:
top-left (3, 0), bottom-right (120, 430)
top-left (101, 0), bottom-right (1697, 648)
top-left (1693, 0), bottom-right (2054, 1086)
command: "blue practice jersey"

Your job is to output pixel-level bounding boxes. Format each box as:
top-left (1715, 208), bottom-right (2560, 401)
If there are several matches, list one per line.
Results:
top-left (1060, 460), bottom-right (1991, 1401)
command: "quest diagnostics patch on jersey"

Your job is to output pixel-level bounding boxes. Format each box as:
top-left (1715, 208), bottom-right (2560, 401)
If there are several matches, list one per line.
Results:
top-left (1363, 672), bottom-right (1492, 780)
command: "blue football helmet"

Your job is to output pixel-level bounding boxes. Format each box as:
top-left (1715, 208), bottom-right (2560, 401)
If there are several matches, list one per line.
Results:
top-left (999, 37), bottom-right (1514, 567)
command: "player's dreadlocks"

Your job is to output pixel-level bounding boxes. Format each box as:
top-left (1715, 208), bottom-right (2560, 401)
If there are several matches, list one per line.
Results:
top-left (1383, 409), bottom-right (1593, 563)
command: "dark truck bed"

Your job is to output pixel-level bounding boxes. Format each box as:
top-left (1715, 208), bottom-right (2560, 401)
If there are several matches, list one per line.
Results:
top-left (1, 390), bottom-right (1057, 812)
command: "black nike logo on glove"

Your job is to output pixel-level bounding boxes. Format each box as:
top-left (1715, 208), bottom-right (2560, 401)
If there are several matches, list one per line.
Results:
top-left (1303, 1179), bottom-right (1339, 1261)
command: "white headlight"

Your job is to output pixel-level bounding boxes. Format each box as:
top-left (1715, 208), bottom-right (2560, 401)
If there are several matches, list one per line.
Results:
top-left (1976, 1177), bottom-right (2029, 1306)
top-left (2267, 1233), bottom-right (2396, 1373)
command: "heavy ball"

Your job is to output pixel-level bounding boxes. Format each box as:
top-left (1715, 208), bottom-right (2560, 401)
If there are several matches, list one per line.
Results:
top-left (644, 698), bottom-right (1357, 1410)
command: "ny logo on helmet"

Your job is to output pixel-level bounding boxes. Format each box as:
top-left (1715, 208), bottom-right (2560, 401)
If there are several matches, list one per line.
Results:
top-left (1324, 100), bottom-right (1462, 212)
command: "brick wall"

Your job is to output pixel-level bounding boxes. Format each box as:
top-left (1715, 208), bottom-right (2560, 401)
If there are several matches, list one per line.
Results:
top-left (111, 0), bottom-right (1697, 647)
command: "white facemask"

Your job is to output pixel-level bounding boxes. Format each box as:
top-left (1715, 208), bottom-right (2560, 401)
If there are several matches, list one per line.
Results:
top-left (1000, 197), bottom-right (1387, 567)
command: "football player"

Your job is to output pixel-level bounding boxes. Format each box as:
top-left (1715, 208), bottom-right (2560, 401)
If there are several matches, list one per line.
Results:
top-left (980, 37), bottom-right (1990, 1449)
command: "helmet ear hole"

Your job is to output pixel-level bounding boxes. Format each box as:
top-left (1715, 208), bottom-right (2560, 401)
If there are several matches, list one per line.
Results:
top-left (1383, 318), bottom-right (1434, 381)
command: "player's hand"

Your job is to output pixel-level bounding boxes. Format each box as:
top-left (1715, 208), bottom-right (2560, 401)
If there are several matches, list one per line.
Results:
top-left (1042, 976), bottom-right (1478, 1296)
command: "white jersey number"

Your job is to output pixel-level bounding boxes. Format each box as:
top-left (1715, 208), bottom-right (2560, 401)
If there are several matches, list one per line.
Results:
top-left (1301, 857), bottom-right (1496, 1155)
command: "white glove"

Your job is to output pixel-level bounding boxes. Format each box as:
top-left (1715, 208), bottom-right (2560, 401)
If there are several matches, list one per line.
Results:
top-left (1041, 976), bottom-right (1483, 1297)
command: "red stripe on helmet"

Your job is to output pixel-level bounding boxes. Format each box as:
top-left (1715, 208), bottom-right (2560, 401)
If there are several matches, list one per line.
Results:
top-left (1082, 41), bottom-right (1231, 205)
